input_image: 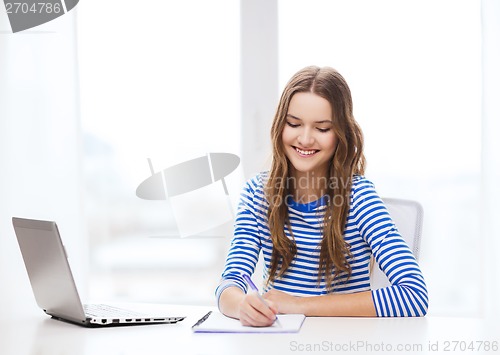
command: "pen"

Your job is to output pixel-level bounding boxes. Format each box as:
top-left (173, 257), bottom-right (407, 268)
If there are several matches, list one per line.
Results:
top-left (241, 273), bottom-right (282, 327)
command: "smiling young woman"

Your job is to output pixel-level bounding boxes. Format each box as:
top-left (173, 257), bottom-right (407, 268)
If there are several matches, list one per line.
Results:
top-left (215, 66), bottom-right (428, 326)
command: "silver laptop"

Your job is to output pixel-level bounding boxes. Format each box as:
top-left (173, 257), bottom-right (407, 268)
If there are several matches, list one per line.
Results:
top-left (12, 217), bottom-right (185, 327)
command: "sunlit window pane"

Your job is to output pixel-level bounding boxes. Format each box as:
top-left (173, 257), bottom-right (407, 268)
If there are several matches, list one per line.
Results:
top-left (78, 1), bottom-right (241, 305)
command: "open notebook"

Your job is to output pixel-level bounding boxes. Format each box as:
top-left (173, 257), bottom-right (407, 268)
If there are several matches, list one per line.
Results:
top-left (192, 311), bottom-right (305, 333)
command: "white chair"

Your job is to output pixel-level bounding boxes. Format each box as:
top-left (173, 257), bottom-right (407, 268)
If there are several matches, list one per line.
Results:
top-left (369, 198), bottom-right (424, 289)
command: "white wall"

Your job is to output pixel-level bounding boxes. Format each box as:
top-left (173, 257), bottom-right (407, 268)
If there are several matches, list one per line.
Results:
top-left (481, 0), bottom-right (500, 318)
top-left (0, 11), bottom-right (85, 317)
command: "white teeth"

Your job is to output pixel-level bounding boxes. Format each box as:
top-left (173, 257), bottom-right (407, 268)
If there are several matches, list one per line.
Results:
top-left (295, 147), bottom-right (317, 155)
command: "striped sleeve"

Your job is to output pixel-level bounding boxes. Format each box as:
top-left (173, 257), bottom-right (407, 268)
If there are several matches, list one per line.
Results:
top-left (351, 179), bottom-right (429, 317)
top-left (214, 175), bottom-right (263, 308)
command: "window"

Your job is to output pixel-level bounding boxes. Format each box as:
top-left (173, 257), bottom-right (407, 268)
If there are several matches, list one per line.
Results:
top-left (78, 0), bottom-right (241, 305)
top-left (77, 0), bottom-right (484, 314)
top-left (279, 0), bottom-right (482, 316)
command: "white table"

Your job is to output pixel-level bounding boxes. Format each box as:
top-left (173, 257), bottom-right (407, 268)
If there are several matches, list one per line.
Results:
top-left (1, 304), bottom-right (499, 355)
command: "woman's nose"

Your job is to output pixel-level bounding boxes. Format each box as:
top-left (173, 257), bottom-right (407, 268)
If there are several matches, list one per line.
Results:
top-left (298, 129), bottom-right (314, 147)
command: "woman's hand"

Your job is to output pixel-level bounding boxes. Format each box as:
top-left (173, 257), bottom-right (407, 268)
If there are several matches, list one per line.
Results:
top-left (238, 292), bottom-right (279, 327)
top-left (263, 288), bottom-right (301, 314)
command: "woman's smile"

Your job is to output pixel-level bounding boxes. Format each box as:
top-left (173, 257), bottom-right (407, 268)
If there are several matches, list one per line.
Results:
top-left (293, 146), bottom-right (319, 157)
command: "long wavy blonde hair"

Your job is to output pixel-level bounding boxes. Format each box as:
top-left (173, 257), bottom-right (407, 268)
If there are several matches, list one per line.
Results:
top-left (265, 66), bottom-right (366, 292)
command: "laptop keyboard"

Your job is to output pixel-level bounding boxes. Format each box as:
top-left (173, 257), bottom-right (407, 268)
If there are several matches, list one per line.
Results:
top-left (84, 304), bottom-right (144, 318)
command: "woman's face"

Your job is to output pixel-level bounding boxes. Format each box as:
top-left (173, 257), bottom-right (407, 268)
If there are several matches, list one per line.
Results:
top-left (282, 92), bottom-right (338, 179)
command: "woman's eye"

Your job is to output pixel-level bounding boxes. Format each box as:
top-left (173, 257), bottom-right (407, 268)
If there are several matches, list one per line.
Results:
top-left (286, 121), bottom-right (300, 128)
top-left (317, 127), bottom-right (331, 133)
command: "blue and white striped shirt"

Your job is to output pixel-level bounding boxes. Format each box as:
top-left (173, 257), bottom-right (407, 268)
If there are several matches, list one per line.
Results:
top-left (216, 173), bottom-right (428, 317)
